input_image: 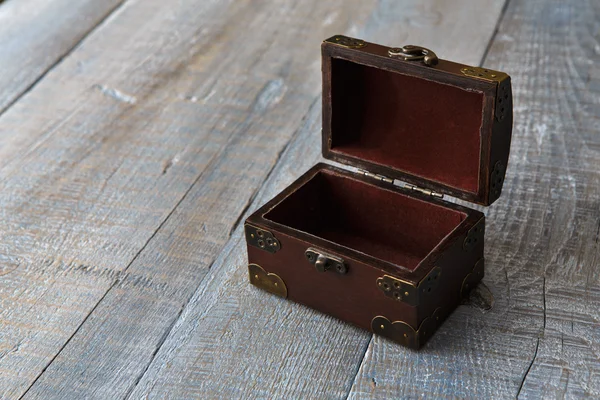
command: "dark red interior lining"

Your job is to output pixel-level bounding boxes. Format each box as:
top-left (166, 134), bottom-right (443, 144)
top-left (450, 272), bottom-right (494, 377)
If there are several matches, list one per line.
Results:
top-left (264, 170), bottom-right (466, 270)
top-left (329, 58), bottom-right (484, 193)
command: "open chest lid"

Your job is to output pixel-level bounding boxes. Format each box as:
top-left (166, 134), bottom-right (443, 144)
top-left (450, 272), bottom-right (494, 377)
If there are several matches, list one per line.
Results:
top-left (321, 35), bottom-right (513, 206)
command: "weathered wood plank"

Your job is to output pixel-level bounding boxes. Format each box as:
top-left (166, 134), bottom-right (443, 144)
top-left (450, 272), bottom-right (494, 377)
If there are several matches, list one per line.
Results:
top-left (130, 101), bottom-right (372, 400)
top-left (0, 0), bottom-right (124, 114)
top-left (0, 0), bottom-right (381, 398)
top-left (346, 0), bottom-right (600, 398)
top-left (102, 2), bottom-right (510, 399)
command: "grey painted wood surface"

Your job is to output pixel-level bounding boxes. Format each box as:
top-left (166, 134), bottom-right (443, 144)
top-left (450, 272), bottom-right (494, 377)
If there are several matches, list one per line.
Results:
top-left (348, 0), bottom-right (600, 398)
top-left (0, 0), bottom-right (597, 399)
top-left (14, 0), bottom-right (381, 398)
top-left (0, 0), bottom-right (377, 398)
top-left (0, 0), bottom-right (125, 114)
top-left (121, 1), bottom-right (509, 399)
top-left (13, 1), bottom-right (507, 399)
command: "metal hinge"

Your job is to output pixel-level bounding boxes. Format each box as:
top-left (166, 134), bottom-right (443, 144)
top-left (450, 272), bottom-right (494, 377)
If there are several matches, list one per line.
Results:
top-left (358, 169), bottom-right (394, 184)
top-left (405, 183), bottom-right (444, 199)
top-left (357, 171), bottom-right (445, 198)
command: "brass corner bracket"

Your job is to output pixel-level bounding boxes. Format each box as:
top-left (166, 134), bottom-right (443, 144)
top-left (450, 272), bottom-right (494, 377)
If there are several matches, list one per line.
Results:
top-left (463, 218), bottom-right (485, 251)
top-left (248, 263), bottom-right (287, 298)
top-left (460, 66), bottom-right (507, 82)
top-left (245, 224), bottom-right (280, 253)
top-left (376, 267), bottom-right (441, 306)
top-left (495, 78), bottom-right (511, 122)
top-left (489, 161), bottom-right (506, 200)
top-left (371, 308), bottom-right (442, 349)
top-left (324, 35), bottom-right (367, 49)
top-left (461, 258), bottom-right (484, 298)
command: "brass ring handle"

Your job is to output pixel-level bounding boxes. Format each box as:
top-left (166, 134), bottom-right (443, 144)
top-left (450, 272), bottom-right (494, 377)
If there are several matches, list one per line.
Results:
top-left (388, 45), bottom-right (438, 66)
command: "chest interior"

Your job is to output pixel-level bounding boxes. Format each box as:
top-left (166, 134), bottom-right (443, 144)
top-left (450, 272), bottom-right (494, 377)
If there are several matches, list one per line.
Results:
top-left (329, 58), bottom-right (484, 194)
top-left (264, 167), bottom-right (466, 271)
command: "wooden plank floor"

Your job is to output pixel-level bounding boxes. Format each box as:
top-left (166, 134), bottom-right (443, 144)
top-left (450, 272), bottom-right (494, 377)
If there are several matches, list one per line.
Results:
top-left (0, 0), bottom-right (598, 398)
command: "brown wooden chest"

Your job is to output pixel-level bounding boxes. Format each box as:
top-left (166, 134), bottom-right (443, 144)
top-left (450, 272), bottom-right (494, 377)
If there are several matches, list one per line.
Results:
top-left (244, 35), bottom-right (513, 349)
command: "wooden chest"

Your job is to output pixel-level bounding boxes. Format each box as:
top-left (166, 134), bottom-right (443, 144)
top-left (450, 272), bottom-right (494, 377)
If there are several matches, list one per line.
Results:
top-left (244, 35), bottom-right (513, 349)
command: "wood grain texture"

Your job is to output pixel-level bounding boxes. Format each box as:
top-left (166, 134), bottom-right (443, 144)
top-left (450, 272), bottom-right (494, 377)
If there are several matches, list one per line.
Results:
top-left (346, 0), bottom-right (600, 399)
top-left (1, 0), bottom-right (379, 398)
top-left (0, 0), bottom-right (125, 114)
top-left (113, 1), bottom-right (508, 399)
top-left (6, 0), bottom-right (594, 399)
top-left (132, 101), bottom-right (372, 400)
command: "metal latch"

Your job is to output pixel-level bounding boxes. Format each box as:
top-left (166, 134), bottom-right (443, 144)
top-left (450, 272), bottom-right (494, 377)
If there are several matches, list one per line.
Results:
top-left (405, 183), bottom-right (444, 199)
top-left (358, 169), bottom-right (394, 184)
top-left (305, 248), bottom-right (347, 274)
top-left (388, 45), bottom-right (438, 66)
